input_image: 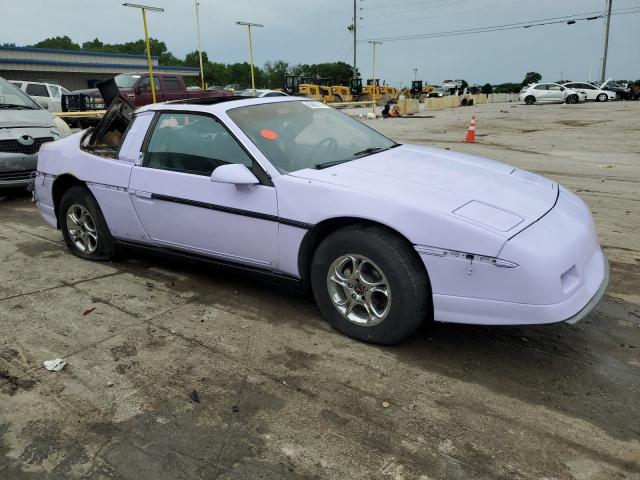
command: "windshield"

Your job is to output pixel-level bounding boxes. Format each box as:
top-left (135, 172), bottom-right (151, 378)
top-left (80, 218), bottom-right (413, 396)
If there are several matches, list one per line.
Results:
top-left (114, 74), bottom-right (142, 88)
top-left (228, 100), bottom-right (396, 173)
top-left (0, 77), bottom-right (40, 109)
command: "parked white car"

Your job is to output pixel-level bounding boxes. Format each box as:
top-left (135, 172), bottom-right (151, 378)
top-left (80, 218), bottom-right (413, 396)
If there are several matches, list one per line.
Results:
top-left (562, 82), bottom-right (616, 102)
top-left (238, 89), bottom-right (289, 98)
top-left (10, 81), bottom-right (70, 112)
top-left (519, 83), bottom-right (585, 105)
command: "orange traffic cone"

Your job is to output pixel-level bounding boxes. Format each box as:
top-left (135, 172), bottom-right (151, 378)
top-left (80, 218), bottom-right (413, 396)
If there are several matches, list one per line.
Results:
top-left (464, 115), bottom-right (477, 143)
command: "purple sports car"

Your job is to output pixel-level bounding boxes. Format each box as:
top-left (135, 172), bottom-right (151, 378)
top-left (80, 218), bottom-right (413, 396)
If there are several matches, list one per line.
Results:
top-left (33, 96), bottom-right (608, 344)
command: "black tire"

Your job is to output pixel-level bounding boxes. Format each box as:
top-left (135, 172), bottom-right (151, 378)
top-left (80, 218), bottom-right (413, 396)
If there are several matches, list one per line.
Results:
top-left (59, 186), bottom-right (116, 261)
top-left (566, 94), bottom-right (578, 104)
top-left (596, 93), bottom-right (608, 102)
top-left (525, 95), bottom-right (536, 105)
top-left (310, 225), bottom-right (431, 345)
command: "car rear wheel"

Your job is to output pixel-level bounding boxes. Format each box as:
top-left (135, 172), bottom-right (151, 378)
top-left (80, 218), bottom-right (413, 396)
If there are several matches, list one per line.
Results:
top-left (525, 95), bottom-right (536, 105)
top-left (596, 93), bottom-right (608, 102)
top-left (311, 225), bottom-right (430, 345)
top-left (566, 94), bottom-right (578, 104)
top-left (60, 186), bottom-right (116, 261)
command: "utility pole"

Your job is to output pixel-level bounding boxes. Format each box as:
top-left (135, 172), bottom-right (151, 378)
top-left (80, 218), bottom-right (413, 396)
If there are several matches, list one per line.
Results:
top-left (236, 21), bottom-right (264, 96)
top-left (599, 0), bottom-right (613, 83)
top-left (195, 0), bottom-right (205, 90)
top-left (413, 67), bottom-right (418, 81)
top-left (352, 0), bottom-right (357, 77)
top-left (369, 40), bottom-right (382, 115)
top-left (123, 3), bottom-right (164, 104)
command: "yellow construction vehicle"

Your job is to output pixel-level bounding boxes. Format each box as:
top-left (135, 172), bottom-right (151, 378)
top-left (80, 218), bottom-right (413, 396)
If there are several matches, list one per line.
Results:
top-left (284, 75), bottom-right (340, 102)
top-left (408, 80), bottom-right (435, 102)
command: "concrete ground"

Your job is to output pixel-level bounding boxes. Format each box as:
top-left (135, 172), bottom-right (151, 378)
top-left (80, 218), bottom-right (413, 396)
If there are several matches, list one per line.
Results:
top-left (1, 100), bottom-right (639, 480)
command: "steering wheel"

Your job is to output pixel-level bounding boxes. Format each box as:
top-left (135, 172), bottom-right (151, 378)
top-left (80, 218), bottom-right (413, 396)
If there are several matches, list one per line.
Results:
top-left (308, 136), bottom-right (338, 165)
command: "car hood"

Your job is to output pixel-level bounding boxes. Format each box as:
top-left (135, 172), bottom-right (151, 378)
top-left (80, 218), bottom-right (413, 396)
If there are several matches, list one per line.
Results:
top-left (290, 144), bottom-right (558, 236)
top-left (0, 109), bottom-right (54, 129)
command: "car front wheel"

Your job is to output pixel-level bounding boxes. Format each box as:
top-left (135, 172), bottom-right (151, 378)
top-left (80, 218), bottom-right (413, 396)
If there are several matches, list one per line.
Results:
top-left (311, 225), bottom-right (431, 345)
top-left (525, 95), bottom-right (536, 105)
top-left (59, 186), bottom-right (116, 261)
top-left (596, 93), bottom-right (608, 102)
top-left (566, 94), bottom-right (578, 104)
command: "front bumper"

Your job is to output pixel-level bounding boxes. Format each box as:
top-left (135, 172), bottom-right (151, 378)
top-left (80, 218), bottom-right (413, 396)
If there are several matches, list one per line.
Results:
top-left (431, 250), bottom-right (608, 325)
top-left (0, 154), bottom-right (37, 189)
top-left (424, 188), bottom-right (608, 326)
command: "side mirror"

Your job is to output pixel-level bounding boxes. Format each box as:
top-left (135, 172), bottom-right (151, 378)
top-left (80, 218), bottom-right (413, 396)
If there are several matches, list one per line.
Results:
top-left (210, 164), bottom-right (259, 185)
top-left (560, 87), bottom-right (565, 91)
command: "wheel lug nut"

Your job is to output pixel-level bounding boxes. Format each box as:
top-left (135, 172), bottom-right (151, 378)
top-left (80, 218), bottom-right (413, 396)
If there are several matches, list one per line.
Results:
top-left (351, 294), bottom-right (356, 298)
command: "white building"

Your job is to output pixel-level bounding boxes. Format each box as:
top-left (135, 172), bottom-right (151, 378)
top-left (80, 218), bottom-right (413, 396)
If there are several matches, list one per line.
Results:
top-left (0, 46), bottom-right (199, 91)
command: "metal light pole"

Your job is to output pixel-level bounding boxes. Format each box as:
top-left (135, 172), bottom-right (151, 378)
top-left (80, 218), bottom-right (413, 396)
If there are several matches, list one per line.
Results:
top-left (123, 3), bottom-right (164, 104)
top-left (413, 67), bottom-right (418, 81)
top-left (353, 0), bottom-right (357, 77)
top-left (599, 0), bottom-right (613, 83)
top-left (236, 21), bottom-right (263, 96)
top-left (194, 0), bottom-right (205, 89)
top-left (369, 41), bottom-right (382, 114)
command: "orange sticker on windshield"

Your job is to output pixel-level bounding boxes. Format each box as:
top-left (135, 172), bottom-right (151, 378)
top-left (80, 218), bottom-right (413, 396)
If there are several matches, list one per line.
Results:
top-left (260, 129), bottom-right (278, 140)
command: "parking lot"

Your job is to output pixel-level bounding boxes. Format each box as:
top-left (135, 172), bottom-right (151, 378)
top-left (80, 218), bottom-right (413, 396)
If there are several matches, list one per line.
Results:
top-left (1, 100), bottom-right (639, 479)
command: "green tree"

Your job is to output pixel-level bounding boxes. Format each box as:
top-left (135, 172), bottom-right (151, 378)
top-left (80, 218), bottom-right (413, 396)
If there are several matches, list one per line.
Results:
top-left (522, 71), bottom-right (542, 85)
top-left (481, 83), bottom-right (493, 94)
top-left (494, 83), bottom-right (521, 93)
top-left (263, 60), bottom-right (289, 89)
top-left (31, 36), bottom-right (80, 50)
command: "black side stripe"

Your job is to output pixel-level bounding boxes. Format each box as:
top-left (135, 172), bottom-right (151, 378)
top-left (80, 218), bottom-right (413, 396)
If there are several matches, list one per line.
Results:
top-left (150, 193), bottom-right (314, 230)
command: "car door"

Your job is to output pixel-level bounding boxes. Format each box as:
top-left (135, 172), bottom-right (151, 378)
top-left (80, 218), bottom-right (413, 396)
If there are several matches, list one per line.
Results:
top-left (547, 84), bottom-right (564, 102)
top-left (47, 84), bottom-right (63, 112)
top-left (135, 76), bottom-right (161, 106)
top-left (25, 83), bottom-right (52, 110)
top-left (533, 84), bottom-right (548, 102)
top-left (159, 76), bottom-right (187, 102)
top-left (128, 111), bottom-right (278, 268)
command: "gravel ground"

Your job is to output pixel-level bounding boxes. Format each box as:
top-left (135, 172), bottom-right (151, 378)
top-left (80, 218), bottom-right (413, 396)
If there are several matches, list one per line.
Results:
top-left (1, 100), bottom-right (639, 480)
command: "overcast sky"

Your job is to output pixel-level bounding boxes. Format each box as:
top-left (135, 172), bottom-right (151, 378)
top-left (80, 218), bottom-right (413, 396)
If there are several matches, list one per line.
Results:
top-left (3, 0), bottom-right (639, 86)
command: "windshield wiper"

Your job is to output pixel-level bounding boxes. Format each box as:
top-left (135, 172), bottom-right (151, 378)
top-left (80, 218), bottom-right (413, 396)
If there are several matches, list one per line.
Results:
top-left (315, 159), bottom-right (352, 170)
top-left (315, 144), bottom-right (400, 170)
top-left (0, 103), bottom-right (35, 109)
top-left (351, 146), bottom-right (389, 158)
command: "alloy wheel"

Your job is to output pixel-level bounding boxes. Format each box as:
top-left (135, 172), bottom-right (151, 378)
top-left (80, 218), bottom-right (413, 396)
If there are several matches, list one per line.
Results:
top-left (326, 254), bottom-right (391, 327)
top-left (66, 204), bottom-right (98, 254)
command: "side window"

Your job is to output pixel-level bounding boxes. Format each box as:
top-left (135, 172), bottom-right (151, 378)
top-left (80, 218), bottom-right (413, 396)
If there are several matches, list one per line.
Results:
top-left (163, 77), bottom-right (181, 91)
top-left (26, 83), bottom-right (50, 97)
top-left (138, 77), bottom-right (161, 92)
top-left (49, 85), bottom-right (61, 99)
top-left (265, 92), bottom-right (285, 97)
top-left (548, 84), bottom-right (561, 91)
top-left (144, 113), bottom-right (254, 177)
top-left (10, 81), bottom-right (23, 89)
top-left (534, 85), bottom-right (547, 90)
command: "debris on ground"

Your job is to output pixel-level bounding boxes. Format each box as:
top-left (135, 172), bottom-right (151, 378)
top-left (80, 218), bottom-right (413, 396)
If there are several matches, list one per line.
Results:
top-left (82, 307), bottom-right (96, 316)
top-left (598, 164), bottom-right (616, 168)
top-left (232, 405), bottom-right (240, 413)
top-left (43, 358), bottom-right (66, 372)
top-left (190, 390), bottom-right (200, 403)
top-left (382, 401), bottom-right (390, 408)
